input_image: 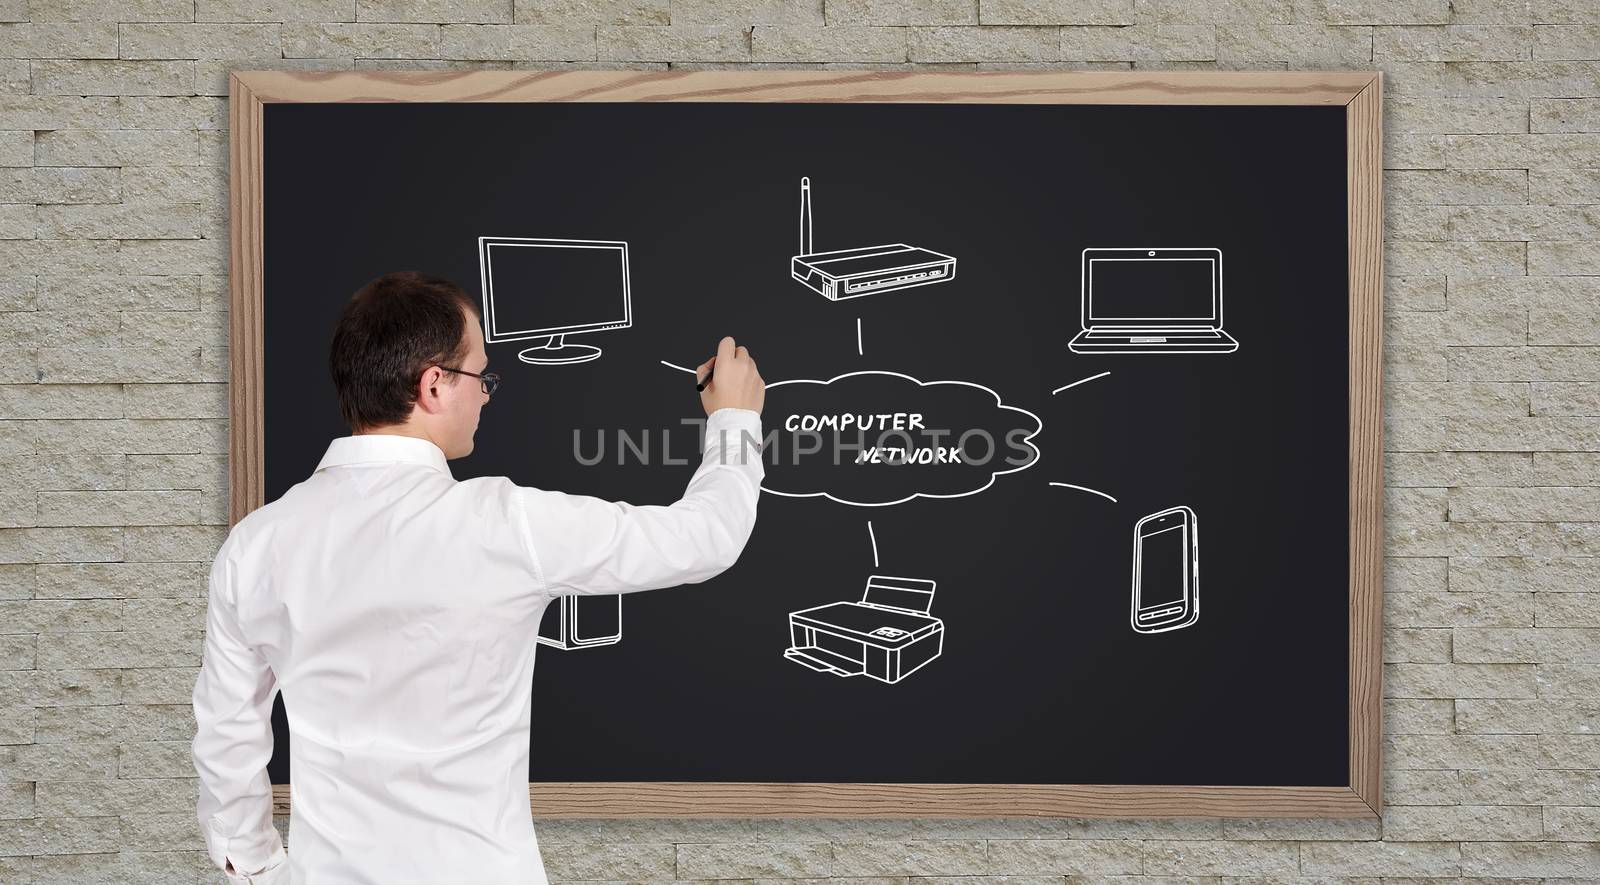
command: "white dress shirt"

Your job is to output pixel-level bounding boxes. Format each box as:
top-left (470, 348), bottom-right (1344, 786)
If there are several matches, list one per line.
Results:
top-left (191, 408), bottom-right (764, 884)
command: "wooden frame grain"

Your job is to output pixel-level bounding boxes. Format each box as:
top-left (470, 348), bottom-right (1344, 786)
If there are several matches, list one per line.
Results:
top-left (231, 70), bottom-right (1383, 819)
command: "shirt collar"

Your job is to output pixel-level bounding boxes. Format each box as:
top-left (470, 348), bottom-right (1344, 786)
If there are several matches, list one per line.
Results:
top-left (315, 434), bottom-right (453, 477)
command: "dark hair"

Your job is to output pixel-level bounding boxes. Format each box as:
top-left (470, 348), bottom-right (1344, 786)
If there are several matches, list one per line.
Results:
top-left (329, 271), bottom-right (482, 432)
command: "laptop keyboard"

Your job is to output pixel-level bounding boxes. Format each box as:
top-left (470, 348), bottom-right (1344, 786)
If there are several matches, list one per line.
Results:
top-left (1084, 330), bottom-right (1224, 341)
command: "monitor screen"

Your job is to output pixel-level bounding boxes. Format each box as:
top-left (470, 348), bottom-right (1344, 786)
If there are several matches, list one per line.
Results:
top-left (480, 239), bottom-right (631, 341)
top-left (1088, 256), bottom-right (1216, 324)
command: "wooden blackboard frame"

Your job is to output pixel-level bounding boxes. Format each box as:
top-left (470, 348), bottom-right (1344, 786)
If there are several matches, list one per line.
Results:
top-left (229, 70), bottom-right (1383, 819)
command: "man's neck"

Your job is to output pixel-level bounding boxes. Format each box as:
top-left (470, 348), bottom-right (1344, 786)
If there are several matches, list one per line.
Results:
top-left (356, 423), bottom-right (438, 447)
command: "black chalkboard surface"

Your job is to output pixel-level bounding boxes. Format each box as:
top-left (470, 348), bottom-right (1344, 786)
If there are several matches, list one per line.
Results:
top-left (238, 71), bottom-right (1384, 817)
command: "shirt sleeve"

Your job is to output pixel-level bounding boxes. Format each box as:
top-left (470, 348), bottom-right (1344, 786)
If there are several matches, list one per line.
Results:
top-left (191, 540), bottom-right (288, 882)
top-left (516, 406), bottom-right (765, 596)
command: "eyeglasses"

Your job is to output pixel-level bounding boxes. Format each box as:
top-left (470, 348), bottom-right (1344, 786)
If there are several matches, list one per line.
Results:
top-left (437, 365), bottom-right (500, 396)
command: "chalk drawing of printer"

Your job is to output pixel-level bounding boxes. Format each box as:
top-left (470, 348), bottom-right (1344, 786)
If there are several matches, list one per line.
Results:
top-left (784, 575), bottom-right (943, 684)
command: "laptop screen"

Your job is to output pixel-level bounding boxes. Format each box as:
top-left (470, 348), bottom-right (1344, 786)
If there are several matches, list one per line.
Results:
top-left (1088, 256), bottom-right (1217, 326)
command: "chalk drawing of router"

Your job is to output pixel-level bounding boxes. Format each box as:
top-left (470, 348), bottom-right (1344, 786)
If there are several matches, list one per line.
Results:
top-left (784, 575), bottom-right (944, 684)
top-left (790, 177), bottom-right (957, 301)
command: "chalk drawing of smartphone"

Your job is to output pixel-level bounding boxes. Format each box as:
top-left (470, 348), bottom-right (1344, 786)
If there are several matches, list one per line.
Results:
top-left (1131, 505), bottom-right (1199, 634)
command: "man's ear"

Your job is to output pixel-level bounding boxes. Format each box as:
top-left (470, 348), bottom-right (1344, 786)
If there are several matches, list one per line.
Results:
top-left (414, 366), bottom-right (447, 414)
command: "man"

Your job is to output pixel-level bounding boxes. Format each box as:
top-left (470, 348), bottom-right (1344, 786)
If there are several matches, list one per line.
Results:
top-left (191, 271), bottom-right (766, 884)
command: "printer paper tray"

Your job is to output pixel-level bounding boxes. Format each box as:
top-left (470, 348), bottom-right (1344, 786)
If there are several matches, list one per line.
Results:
top-left (784, 645), bottom-right (864, 677)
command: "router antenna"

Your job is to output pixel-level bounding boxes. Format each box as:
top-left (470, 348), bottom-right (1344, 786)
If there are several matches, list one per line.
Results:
top-left (800, 176), bottom-right (812, 255)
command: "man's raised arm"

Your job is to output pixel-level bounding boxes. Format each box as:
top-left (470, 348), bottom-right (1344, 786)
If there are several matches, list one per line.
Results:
top-left (515, 336), bottom-right (767, 597)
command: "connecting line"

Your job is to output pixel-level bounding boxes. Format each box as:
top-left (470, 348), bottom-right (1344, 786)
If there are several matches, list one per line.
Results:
top-left (1048, 482), bottom-right (1118, 504)
top-left (856, 317), bottom-right (863, 356)
top-left (867, 520), bottom-right (880, 567)
top-left (659, 360), bottom-right (696, 375)
top-left (1051, 371), bottom-right (1110, 395)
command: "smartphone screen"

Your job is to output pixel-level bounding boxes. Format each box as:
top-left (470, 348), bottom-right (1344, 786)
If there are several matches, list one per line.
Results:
top-left (1138, 523), bottom-right (1189, 609)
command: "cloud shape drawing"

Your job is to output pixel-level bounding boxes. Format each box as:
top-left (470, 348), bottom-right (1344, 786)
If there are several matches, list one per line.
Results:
top-left (759, 370), bottom-right (1042, 508)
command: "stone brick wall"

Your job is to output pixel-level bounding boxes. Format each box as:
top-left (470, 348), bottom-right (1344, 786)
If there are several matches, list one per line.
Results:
top-left (2, 1), bottom-right (1599, 882)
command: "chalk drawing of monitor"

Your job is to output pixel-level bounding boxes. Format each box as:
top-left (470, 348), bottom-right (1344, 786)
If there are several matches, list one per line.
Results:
top-left (478, 236), bottom-right (632, 365)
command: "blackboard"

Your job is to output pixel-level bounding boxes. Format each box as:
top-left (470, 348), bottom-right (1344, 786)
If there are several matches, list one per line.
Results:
top-left (231, 71), bottom-right (1384, 818)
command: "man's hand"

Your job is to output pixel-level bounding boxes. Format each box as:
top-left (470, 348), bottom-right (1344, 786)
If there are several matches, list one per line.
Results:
top-left (696, 336), bottom-right (765, 417)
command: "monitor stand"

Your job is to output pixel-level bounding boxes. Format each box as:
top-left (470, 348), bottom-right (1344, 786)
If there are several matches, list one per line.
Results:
top-left (517, 334), bottom-right (602, 365)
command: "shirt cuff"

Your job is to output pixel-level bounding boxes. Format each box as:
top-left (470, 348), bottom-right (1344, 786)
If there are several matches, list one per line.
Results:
top-left (224, 844), bottom-right (288, 883)
top-left (702, 408), bottom-right (764, 469)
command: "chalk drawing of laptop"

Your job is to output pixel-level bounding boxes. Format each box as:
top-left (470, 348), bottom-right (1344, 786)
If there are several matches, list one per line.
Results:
top-left (1068, 248), bottom-right (1239, 354)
